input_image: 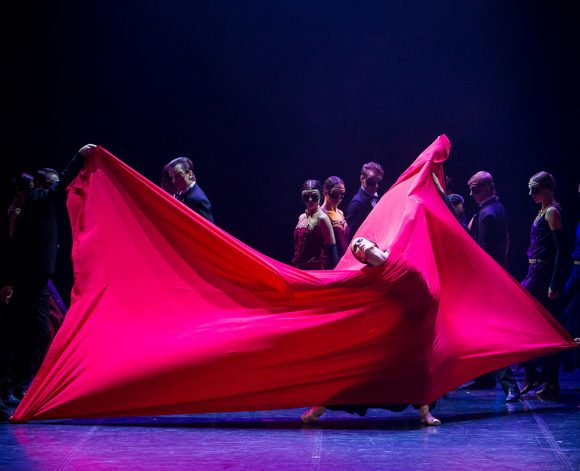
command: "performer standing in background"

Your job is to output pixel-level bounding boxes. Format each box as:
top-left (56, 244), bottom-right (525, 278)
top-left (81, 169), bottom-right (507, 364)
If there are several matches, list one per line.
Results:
top-left (166, 157), bottom-right (214, 223)
top-left (521, 171), bottom-right (565, 398)
top-left (346, 162), bottom-right (384, 242)
top-left (0, 145), bottom-right (95, 421)
top-left (293, 180), bottom-right (337, 270)
top-left (321, 176), bottom-right (349, 262)
top-left (465, 171), bottom-right (520, 402)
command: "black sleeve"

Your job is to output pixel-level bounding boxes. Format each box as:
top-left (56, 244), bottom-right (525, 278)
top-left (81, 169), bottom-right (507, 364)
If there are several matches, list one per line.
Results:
top-left (197, 198), bottom-right (214, 224)
top-left (478, 213), bottom-right (505, 265)
top-left (345, 200), bottom-right (364, 240)
top-left (57, 151), bottom-right (86, 189)
top-left (323, 243), bottom-right (339, 269)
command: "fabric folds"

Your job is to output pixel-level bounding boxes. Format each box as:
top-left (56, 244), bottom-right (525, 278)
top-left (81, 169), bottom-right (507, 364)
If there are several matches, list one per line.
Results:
top-left (12, 135), bottom-right (575, 422)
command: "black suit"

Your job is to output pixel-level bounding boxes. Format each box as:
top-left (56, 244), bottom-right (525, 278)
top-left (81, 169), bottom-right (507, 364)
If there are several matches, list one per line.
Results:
top-left (345, 187), bottom-right (378, 243)
top-left (469, 195), bottom-right (518, 395)
top-left (0, 152), bottom-right (84, 395)
top-left (470, 196), bottom-right (509, 268)
top-left (177, 183), bottom-right (214, 224)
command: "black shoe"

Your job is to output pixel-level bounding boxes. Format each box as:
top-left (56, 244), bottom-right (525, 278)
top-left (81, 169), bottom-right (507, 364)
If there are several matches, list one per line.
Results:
top-left (466, 381), bottom-right (496, 390)
top-left (536, 383), bottom-right (560, 400)
top-left (0, 397), bottom-right (10, 422)
top-left (505, 388), bottom-right (520, 402)
top-left (520, 381), bottom-right (540, 395)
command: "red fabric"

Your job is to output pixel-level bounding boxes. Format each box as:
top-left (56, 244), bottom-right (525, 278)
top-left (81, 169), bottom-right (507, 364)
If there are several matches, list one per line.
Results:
top-left (12, 135), bottom-right (575, 422)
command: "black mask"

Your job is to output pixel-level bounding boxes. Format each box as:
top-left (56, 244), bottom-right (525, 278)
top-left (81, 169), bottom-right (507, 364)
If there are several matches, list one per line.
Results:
top-left (302, 191), bottom-right (320, 203)
top-left (364, 177), bottom-right (381, 187)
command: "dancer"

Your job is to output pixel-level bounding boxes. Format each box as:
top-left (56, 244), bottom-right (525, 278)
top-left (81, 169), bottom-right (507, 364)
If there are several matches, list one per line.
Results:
top-left (292, 180), bottom-right (337, 270)
top-left (345, 162), bottom-right (384, 242)
top-left (321, 176), bottom-right (349, 260)
top-left (300, 237), bottom-right (441, 426)
top-left (166, 157), bottom-right (214, 223)
top-left (521, 171), bottom-right (564, 398)
top-left (465, 171), bottom-right (520, 401)
top-left (0, 145), bottom-right (94, 421)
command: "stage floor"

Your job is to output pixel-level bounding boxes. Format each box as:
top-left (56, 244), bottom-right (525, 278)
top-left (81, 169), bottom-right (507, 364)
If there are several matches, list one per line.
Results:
top-left (1, 370), bottom-right (579, 471)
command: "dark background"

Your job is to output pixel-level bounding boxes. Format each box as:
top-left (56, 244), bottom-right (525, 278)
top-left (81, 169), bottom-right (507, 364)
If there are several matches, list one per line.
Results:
top-left (3, 1), bottom-right (579, 298)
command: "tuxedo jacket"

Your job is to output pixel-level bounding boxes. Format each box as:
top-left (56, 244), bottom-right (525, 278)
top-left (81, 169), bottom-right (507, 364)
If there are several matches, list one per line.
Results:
top-left (470, 196), bottom-right (509, 268)
top-left (178, 183), bottom-right (214, 224)
top-left (345, 187), bottom-right (377, 243)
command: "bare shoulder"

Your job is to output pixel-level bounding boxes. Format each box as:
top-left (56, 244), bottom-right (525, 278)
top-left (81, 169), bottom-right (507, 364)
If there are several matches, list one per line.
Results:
top-left (545, 205), bottom-right (561, 217)
top-left (545, 205), bottom-right (562, 230)
top-left (318, 210), bottom-right (331, 224)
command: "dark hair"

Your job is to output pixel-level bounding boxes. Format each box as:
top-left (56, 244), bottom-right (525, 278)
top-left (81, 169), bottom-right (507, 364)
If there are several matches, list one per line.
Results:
top-left (445, 175), bottom-right (455, 194)
top-left (35, 168), bottom-right (60, 187)
top-left (351, 237), bottom-right (378, 265)
top-left (301, 179), bottom-right (323, 193)
top-left (448, 193), bottom-right (464, 206)
top-left (169, 157), bottom-right (194, 172)
top-left (168, 157), bottom-right (196, 181)
top-left (13, 173), bottom-right (34, 192)
top-left (323, 176), bottom-right (344, 194)
top-left (361, 162), bottom-right (384, 178)
top-left (160, 163), bottom-right (177, 194)
top-left (529, 171), bottom-right (556, 191)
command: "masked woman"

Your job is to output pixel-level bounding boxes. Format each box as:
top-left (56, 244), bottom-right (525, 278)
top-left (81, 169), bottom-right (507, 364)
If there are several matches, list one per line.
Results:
top-left (292, 180), bottom-right (338, 270)
top-left (520, 171), bottom-right (565, 398)
top-left (321, 176), bottom-right (349, 262)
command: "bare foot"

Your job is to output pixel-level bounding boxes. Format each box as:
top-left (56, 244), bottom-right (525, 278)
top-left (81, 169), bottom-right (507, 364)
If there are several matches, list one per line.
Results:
top-left (419, 405), bottom-right (441, 426)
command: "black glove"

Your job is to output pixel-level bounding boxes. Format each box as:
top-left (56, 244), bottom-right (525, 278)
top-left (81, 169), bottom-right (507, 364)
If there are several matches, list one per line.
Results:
top-left (323, 243), bottom-right (339, 269)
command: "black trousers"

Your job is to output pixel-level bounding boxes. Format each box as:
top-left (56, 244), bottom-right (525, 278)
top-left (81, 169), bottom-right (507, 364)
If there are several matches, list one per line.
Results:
top-left (0, 274), bottom-right (50, 394)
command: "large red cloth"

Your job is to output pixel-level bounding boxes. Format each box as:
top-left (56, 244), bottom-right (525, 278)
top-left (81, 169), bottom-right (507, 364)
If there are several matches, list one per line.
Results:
top-left (12, 135), bottom-right (574, 422)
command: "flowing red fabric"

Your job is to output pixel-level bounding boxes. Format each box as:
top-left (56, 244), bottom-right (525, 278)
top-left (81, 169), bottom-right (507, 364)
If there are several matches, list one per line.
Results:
top-left (12, 135), bottom-right (575, 422)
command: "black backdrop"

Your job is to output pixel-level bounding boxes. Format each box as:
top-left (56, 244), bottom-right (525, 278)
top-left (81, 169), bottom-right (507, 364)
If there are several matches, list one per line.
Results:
top-left (3, 1), bottom-right (579, 296)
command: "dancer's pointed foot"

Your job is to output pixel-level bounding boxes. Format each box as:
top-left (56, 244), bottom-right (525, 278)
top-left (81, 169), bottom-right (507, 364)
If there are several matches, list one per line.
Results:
top-left (301, 406), bottom-right (327, 424)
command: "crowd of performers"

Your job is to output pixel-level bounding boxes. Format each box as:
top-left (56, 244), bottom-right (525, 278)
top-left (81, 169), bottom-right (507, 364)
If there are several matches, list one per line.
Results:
top-left (0, 144), bottom-right (579, 424)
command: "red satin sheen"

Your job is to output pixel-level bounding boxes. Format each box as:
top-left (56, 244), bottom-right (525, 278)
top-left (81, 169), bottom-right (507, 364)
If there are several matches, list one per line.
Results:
top-left (12, 135), bottom-right (574, 422)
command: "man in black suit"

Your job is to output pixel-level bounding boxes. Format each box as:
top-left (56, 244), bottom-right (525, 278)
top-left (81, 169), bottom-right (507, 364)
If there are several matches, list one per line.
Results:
top-left (345, 161), bottom-right (384, 242)
top-left (466, 171), bottom-right (520, 402)
top-left (0, 144), bottom-right (95, 420)
top-left (167, 157), bottom-right (214, 223)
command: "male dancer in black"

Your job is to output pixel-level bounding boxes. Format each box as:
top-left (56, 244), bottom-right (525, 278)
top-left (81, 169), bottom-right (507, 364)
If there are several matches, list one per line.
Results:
top-left (345, 162), bottom-right (384, 242)
top-left (0, 144), bottom-right (95, 421)
top-left (466, 171), bottom-right (520, 402)
top-left (166, 157), bottom-right (214, 223)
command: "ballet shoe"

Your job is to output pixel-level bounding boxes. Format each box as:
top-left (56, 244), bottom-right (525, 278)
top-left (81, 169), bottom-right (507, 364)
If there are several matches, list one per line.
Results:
top-left (420, 416), bottom-right (442, 426)
top-left (301, 406), bottom-right (326, 424)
